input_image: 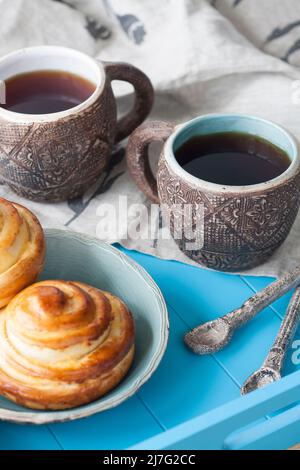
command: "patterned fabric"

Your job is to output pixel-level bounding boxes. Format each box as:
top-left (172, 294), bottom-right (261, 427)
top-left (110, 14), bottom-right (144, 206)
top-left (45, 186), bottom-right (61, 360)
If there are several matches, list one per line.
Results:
top-left (1, 0), bottom-right (300, 276)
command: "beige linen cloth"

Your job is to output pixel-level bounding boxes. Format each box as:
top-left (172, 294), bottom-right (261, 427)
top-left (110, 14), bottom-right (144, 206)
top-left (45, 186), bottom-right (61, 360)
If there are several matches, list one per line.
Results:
top-left (1, 0), bottom-right (300, 277)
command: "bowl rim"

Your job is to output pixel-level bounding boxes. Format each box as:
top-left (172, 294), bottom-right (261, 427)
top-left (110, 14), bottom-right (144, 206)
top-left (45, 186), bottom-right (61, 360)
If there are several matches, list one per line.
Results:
top-left (0, 229), bottom-right (169, 424)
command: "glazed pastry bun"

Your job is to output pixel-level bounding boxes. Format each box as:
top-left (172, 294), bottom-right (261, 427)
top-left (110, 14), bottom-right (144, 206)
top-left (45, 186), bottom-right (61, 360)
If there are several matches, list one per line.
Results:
top-left (0, 280), bottom-right (135, 410)
top-left (0, 198), bottom-right (45, 307)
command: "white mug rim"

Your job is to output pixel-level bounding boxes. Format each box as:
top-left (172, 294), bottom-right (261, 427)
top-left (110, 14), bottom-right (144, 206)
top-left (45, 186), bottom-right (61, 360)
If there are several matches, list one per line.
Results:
top-left (0, 45), bottom-right (105, 123)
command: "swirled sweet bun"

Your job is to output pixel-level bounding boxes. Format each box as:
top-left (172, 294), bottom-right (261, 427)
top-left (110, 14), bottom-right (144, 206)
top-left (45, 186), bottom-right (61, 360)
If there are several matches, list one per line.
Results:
top-left (0, 198), bottom-right (45, 307)
top-left (0, 280), bottom-right (135, 410)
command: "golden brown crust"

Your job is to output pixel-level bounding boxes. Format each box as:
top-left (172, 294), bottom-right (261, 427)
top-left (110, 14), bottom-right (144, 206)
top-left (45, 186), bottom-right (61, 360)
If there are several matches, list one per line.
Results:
top-left (0, 198), bottom-right (45, 307)
top-left (0, 281), bottom-right (135, 410)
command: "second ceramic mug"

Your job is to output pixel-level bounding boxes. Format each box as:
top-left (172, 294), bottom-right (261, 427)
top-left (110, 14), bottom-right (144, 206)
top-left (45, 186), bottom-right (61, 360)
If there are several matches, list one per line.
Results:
top-left (127, 114), bottom-right (300, 271)
top-left (0, 46), bottom-right (154, 201)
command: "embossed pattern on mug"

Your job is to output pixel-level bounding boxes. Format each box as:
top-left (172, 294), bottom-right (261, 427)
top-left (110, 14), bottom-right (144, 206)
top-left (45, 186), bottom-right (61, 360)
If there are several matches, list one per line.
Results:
top-left (0, 85), bottom-right (116, 201)
top-left (157, 155), bottom-right (300, 271)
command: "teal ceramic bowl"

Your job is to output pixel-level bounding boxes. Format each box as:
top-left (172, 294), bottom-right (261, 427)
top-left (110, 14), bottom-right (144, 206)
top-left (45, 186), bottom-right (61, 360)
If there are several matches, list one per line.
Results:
top-left (0, 229), bottom-right (169, 424)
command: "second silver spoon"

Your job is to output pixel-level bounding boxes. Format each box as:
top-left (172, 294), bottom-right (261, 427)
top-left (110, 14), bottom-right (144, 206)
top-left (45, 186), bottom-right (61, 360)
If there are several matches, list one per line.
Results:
top-left (241, 286), bottom-right (300, 395)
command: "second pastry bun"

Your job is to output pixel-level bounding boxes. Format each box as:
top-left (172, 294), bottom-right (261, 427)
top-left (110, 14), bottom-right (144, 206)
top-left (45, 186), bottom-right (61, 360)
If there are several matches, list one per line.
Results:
top-left (0, 198), bottom-right (45, 307)
top-left (0, 280), bottom-right (135, 410)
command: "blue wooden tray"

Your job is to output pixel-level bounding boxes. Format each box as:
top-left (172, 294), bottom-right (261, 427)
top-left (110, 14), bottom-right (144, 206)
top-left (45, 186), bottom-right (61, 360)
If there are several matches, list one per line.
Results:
top-left (1, 246), bottom-right (300, 450)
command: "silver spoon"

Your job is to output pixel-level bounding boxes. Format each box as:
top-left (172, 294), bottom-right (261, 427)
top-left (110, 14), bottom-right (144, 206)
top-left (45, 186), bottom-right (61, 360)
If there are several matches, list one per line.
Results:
top-left (184, 265), bottom-right (300, 355)
top-left (241, 286), bottom-right (300, 395)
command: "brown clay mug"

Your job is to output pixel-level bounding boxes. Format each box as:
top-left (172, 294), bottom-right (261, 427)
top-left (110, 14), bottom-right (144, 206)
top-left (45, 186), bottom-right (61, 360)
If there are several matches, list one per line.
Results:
top-left (0, 46), bottom-right (154, 201)
top-left (126, 114), bottom-right (300, 271)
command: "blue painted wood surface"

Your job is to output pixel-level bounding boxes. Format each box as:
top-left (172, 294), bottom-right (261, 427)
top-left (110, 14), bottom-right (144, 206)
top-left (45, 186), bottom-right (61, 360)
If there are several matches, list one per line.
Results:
top-left (1, 246), bottom-right (300, 450)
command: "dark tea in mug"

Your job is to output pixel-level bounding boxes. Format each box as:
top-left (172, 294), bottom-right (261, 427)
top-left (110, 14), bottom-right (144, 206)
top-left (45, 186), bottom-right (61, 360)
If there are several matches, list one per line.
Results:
top-left (175, 132), bottom-right (290, 186)
top-left (1, 70), bottom-right (96, 114)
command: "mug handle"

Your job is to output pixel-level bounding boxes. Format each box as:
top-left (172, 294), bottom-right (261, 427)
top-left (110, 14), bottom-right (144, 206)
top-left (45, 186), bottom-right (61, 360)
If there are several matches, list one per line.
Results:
top-left (104, 62), bottom-right (154, 143)
top-left (126, 121), bottom-right (175, 203)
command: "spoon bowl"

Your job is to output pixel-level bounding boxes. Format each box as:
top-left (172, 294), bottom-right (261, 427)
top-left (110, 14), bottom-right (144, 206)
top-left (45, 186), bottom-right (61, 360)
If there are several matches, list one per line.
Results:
top-left (184, 317), bottom-right (232, 355)
top-left (241, 368), bottom-right (281, 395)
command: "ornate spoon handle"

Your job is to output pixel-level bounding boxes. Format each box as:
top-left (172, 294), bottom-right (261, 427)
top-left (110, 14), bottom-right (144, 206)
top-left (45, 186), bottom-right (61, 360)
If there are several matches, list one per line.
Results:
top-left (264, 286), bottom-right (300, 371)
top-left (225, 265), bottom-right (300, 329)
top-left (241, 287), bottom-right (300, 395)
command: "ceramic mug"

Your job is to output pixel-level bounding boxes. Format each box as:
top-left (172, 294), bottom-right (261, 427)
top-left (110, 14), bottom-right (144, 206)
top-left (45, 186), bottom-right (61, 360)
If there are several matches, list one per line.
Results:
top-left (0, 46), bottom-right (154, 202)
top-left (126, 114), bottom-right (300, 271)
